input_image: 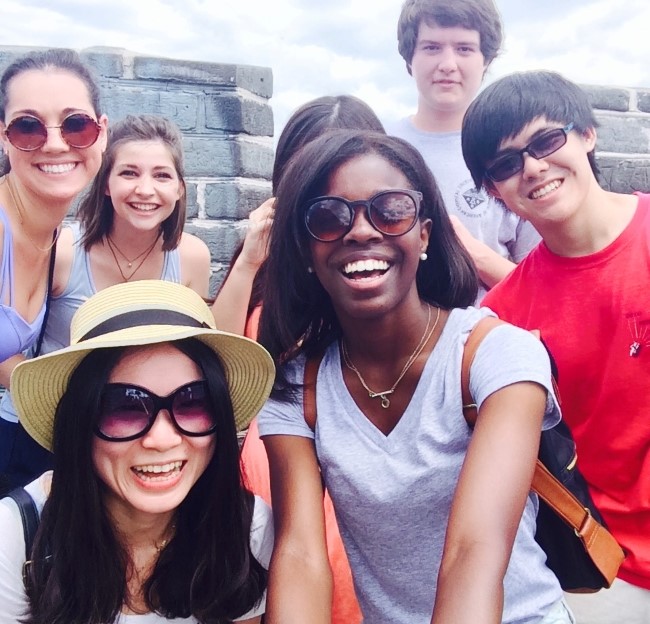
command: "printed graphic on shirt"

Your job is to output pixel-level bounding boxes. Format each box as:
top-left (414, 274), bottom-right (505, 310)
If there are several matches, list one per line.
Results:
top-left (454, 179), bottom-right (490, 219)
top-left (626, 312), bottom-right (650, 357)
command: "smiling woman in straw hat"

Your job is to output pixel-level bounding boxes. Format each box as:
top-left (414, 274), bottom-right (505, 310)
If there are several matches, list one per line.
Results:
top-left (0, 280), bottom-right (275, 624)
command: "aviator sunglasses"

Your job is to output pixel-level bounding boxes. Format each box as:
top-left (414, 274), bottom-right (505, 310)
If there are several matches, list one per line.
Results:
top-left (4, 113), bottom-right (101, 152)
top-left (485, 122), bottom-right (575, 183)
top-left (95, 380), bottom-right (217, 442)
top-left (304, 189), bottom-right (423, 242)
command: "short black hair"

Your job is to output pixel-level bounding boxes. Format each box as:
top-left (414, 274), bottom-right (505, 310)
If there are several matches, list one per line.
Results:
top-left (462, 70), bottom-right (600, 189)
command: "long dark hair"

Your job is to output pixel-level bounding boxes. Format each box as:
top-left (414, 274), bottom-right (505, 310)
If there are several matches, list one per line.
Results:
top-left (218, 95), bottom-right (385, 315)
top-left (77, 114), bottom-right (187, 252)
top-left (25, 339), bottom-right (266, 624)
top-left (0, 48), bottom-right (101, 176)
top-left (258, 130), bottom-right (477, 393)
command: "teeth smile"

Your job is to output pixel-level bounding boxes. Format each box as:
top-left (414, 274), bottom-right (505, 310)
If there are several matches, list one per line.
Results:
top-left (530, 180), bottom-right (561, 199)
top-left (133, 460), bottom-right (183, 480)
top-left (38, 163), bottom-right (76, 174)
top-left (131, 203), bottom-right (158, 211)
top-left (342, 259), bottom-right (390, 276)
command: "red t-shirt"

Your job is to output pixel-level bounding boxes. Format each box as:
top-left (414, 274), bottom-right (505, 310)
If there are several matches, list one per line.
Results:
top-left (482, 194), bottom-right (650, 589)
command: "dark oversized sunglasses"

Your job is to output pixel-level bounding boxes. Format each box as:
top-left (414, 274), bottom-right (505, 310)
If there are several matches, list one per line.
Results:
top-left (304, 189), bottom-right (423, 242)
top-left (4, 113), bottom-right (101, 151)
top-left (485, 123), bottom-right (575, 183)
top-left (95, 380), bottom-right (217, 442)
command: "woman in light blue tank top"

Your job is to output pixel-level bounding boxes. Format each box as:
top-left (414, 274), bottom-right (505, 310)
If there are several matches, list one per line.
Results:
top-left (0, 49), bottom-right (108, 368)
top-left (0, 49), bottom-right (108, 494)
top-left (0, 115), bottom-right (211, 491)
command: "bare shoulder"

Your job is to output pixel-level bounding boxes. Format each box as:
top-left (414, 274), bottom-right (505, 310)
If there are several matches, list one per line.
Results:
top-left (178, 232), bottom-right (211, 296)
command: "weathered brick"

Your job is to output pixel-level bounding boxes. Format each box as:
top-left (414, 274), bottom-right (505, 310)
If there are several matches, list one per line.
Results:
top-left (185, 182), bottom-right (199, 219)
top-left (594, 114), bottom-right (650, 153)
top-left (184, 219), bottom-right (246, 264)
top-left (81, 47), bottom-right (125, 79)
top-left (101, 84), bottom-right (199, 130)
top-left (582, 85), bottom-right (630, 113)
top-left (133, 56), bottom-right (272, 98)
top-left (597, 156), bottom-right (650, 193)
top-left (636, 90), bottom-right (650, 114)
top-left (205, 181), bottom-right (271, 219)
top-left (205, 93), bottom-right (274, 136)
top-left (182, 137), bottom-right (273, 179)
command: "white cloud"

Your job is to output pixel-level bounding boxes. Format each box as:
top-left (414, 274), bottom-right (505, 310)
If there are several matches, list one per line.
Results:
top-left (2, 0), bottom-right (650, 136)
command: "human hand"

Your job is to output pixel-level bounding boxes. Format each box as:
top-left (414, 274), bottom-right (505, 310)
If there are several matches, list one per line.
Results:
top-left (239, 197), bottom-right (274, 270)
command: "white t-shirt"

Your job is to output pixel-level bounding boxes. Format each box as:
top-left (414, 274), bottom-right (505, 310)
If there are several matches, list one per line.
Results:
top-left (0, 472), bottom-right (274, 623)
top-left (387, 118), bottom-right (541, 302)
top-left (259, 306), bottom-right (564, 624)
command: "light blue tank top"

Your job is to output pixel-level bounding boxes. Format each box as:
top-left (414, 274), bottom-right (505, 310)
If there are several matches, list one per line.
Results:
top-left (0, 223), bottom-right (182, 422)
top-left (0, 207), bottom-right (47, 363)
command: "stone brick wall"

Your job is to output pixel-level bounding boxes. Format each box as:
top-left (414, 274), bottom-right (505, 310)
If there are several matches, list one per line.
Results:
top-left (584, 85), bottom-right (650, 193)
top-left (0, 45), bottom-right (274, 294)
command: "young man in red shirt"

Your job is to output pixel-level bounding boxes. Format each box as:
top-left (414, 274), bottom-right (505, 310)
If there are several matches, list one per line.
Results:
top-left (462, 69), bottom-right (650, 624)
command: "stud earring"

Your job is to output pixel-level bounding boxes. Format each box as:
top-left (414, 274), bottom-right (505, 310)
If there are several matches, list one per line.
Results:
top-left (419, 252), bottom-right (428, 261)
top-left (307, 266), bottom-right (314, 273)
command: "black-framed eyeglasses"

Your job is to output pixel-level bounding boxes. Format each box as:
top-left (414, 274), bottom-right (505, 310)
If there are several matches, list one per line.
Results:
top-left (95, 381), bottom-right (217, 442)
top-left (304, 189), bottom-right (423, 242)
top-left (4, 113), bottom-right (101, 152)
top-left (485, 122), bottom-right (575, 183)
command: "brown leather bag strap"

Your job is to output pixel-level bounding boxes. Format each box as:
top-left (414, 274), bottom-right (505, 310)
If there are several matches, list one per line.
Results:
top-left (460, 317), bottom-right (625, 583)
top-left (303, 352), bottom-right (325, 431)
top-left (461, 316), bottom-right (507, 427)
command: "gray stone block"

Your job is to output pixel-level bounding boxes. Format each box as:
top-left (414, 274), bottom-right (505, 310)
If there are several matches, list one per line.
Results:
top-left (81, 47), bottom-right (124, 78)
top-left (184, 220), bottom-right (245, 264)
top-left (185, 183), bottom-right (199, 219)
top-left (205, 181), bottom-right (272, 219)
top-left (637, 90), bottom-right (650, 114)
top-left (182, 137), bottom-right (273, 179)
top-left (594, 115), bottom-right (650, 153)
top-left (101, 84), bottom-right (199, 131)
top-left (582, 85), bottom-right (630, 112)
top-left (205, 94), bottom-right (273, 137)
top-left (133, 56), bottom-right (272, 98)
top-left (597, 156), bottom-right (650, 193)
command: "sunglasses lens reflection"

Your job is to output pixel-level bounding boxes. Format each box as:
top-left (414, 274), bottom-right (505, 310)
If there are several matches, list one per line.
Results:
top-left (305, 191), bottom-right (419, 242)
top-left (5, 114), bottom-right (100, 151)
top-left (306, 199), bottom-right (351, 242)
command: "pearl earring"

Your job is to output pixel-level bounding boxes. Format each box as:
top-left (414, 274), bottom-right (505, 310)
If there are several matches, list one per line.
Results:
top-left (419, 252), bottom-right (428, 261)
top-left (307, 266), bottom-right (314, 273)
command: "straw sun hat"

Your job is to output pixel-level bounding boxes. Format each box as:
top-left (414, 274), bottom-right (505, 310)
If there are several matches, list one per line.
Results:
top-left (11, 280), bottom-right (276, 451)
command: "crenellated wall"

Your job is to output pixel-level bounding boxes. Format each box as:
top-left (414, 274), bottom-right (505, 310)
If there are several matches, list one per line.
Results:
top-left (0, 45), bottom-right (274, 293)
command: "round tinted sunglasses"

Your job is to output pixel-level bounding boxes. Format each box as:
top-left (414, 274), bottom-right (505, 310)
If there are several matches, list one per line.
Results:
top-left (95, 381), bottom-right (217, 442)
top-left (304, 189), bottom-right (423, 242)
top-left (485, 123), bottom-right (575, 183)
top-left (4, 113), bottom-right (101, 152)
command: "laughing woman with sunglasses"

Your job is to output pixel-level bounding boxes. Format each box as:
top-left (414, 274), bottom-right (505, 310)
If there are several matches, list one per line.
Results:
top-left (0, 280), bottom-right (274, 623)
top-left (256, 131), bottom-right (574, 623)
top-left (0, 49), bottom-right (107, 367)
top-left (0, 49), bottom-right (107, 492)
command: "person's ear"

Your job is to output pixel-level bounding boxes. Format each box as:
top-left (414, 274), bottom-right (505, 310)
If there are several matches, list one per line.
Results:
top-left (582, 126), bottom-right (597, 152)
top-left (483, 178), bottom-right (502, 200)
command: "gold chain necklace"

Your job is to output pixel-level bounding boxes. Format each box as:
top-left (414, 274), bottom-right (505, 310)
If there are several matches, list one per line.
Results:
top-left (3, 175), bottom-right (60, 253)
top-left (105, 233), bottom-right (160, 282)
top-left (341, 305), bottom-right (440, 409)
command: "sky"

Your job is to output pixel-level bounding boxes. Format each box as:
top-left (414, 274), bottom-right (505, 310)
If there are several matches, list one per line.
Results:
top-left (2, 0), bottom-right (650, 135)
